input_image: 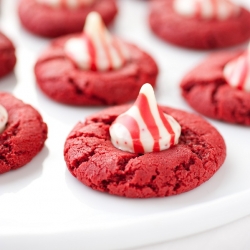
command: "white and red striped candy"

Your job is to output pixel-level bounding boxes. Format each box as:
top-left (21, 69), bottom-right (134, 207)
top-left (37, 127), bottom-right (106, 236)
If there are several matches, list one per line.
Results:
top-left (0, 105), bottom-right (8, 134)
top-left (173, 0), bottom-right (240, 20)
top-left (223, 44), bottom-right (250, 92)
top-left (64, 12), bottom-right (130, 71)
top-left (109, 84), bottom-right (181, 154)
top-left (36, 0), bottom-right (95, 9)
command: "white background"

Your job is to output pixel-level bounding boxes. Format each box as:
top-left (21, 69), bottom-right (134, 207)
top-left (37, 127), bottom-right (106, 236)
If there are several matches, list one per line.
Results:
top-left (0, 0), bottom-right (250, 249)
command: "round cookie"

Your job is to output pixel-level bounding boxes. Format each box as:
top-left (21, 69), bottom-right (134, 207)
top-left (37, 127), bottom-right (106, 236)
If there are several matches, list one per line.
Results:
top-left (0, 32), bottom-right (16, 78)
top-left (0, 92), bottom-right (48, 174)
top-left (181, 51), bottom-right (250, 125)
top-left (64, 105), bottom-right (226, 198)
top-left (18, 0), bottom-right (118, 38)
top-left (34, 35), bottom-right (158, 105)
top-left (149, 0), bottom-right (250, 49)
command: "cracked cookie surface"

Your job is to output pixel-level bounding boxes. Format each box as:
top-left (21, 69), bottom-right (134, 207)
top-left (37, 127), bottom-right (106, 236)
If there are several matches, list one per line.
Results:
top-left (0, 93), bottom-right (48, 174)
top-left (35, 35), bottom-right (158, 105)
top-left (181, 51), bottom-right (250, 125)
top-left (64, 105), bottom-right (226, 198)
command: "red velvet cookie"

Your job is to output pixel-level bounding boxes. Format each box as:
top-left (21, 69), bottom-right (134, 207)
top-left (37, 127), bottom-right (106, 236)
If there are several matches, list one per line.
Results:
top-left (64, 105), bottom-right (226, 198)
top-left (149, 0), bottom-right (250, 49)
top-left (0, 32), bottom-right (16, 78)
top-left (0, 92), bottom-right (48, 174)
top-left (34, 34), bottom-right (158, 105)
top-left (181, 51), bottom-right (250, 125)
top-left (18, 0), bottom-right (118, 38)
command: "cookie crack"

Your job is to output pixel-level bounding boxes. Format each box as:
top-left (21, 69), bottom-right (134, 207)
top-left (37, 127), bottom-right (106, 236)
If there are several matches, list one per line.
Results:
top-left (97, 156), bottom-right (152, 192)
top-left (68, 77), bottom-right (83, 95)
top-left (179, 127), bottom-right (217, 167)
top-left (88, 115), bottom-right (119, 126)
top-left (70, 142), bottom-right (100, 172)
top-left (0, 121), bottom-right (20, 167)
top-left (117, 156), bottom-right (138, 171)
top-left (210, 79), bottom-right (226, 116)
top-left (233, 95), bottom-right (250, 123)
top-left (172, 156), bottom-right (200, 192)
top-left (183, 78), bottom-right (225, 97)
top-left (129, 183), bottom-right (159, 194)
top-left (67, 77), bottom-right (108, 104)
top-left (67, 130), bottom-right (108, 141)
top-left (174, 157), bottom-right (195, 172)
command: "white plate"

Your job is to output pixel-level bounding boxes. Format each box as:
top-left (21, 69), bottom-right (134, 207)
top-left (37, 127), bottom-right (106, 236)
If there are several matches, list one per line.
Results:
top-left (1, 0), bottom-right (250, 249)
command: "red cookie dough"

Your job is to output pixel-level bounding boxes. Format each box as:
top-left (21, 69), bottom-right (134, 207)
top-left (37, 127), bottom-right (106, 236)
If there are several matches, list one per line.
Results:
top-left (18, 0), bottom-right (118, 38)
top-left (34, 35), bottom-right (158, 105)
top-left (181, 51), bottom-right (250, 125)
top-left (0, 93), bottom-right (48, 174)
top-left (149, 0), bottom-right (250, 49)
top-left (0, 32), bottom-right (16, 78)
top-left (64, 105), bottom-right (226, 198)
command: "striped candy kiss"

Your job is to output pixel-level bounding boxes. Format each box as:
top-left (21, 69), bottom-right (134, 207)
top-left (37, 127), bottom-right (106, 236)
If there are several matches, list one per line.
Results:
top-left (64, 12), bottom-right (130, 71)
top-left (223, 44), bottom-right (250, 92)
top-left (109, 84), bottom-right (181, 154)
top-left (0, 105), bottom-right (8, 134)
top-left (173, 0), bottom-right (240, 20)
top-left (36, 0), bottom-right (95, 9)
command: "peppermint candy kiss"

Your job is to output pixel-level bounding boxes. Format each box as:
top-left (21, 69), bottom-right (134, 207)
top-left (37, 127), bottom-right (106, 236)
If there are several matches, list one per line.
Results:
top-left (223, 44), bottom-right (250, 92)
top-left (173, 0), bottom-right (240, 20)
top-left (36, 0), bottom-right (95, 9)
top-left (109, 84), bottom-right (181, 154)
top-left (0, 105), bottom-right (8, 134)
top-left (64, 12), bottom-right (130, 71)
